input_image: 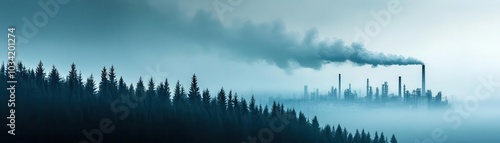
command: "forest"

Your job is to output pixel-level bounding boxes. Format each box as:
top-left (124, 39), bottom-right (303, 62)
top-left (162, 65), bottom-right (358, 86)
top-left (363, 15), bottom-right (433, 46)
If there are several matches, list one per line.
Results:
top-left (0, 61), bottom-right (397, 143)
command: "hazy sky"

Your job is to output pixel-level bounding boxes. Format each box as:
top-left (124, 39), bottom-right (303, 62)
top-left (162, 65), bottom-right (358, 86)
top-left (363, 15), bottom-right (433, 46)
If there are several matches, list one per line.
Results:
top-left (1, 0), bottom-right (499, 100)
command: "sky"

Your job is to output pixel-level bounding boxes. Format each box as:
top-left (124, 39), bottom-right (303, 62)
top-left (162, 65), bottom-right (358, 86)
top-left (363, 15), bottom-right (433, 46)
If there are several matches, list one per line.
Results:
top-left (1, 0), bottom-right (500, 101)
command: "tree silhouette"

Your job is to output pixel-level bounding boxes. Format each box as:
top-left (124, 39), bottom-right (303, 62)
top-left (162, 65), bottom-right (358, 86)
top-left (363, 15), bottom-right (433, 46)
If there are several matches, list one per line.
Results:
top-left (361, 129), bottom-right (367, 143)
top-left (379, 132), bottom-right (386, 143)
top-left (347, 133), bottom-right (353, 143)
top-left (147, 78), bottom-right (156, 98)
top-left (1, 62), bottom-right (397, 143)
top-left (35, 61), bottom-right (45, 86)
top-left (373, 132), bottom-right (379, 143)
top-left (312, 116), bottom-right (320, 131)
top-left (118, 77), bottom-right (127, 96)
top-left (354, 129), bottom-right (361, 143)
top-left (136, 77), bottom-right (145, 98)
top-left (202, 88), bottom-right (210, 107)
top-left (98, 67), bottom-right (108, 101)
top-left (84, 74), bottom-right (96, 97)
top-left (48, 65), bottom-right (61, 95)
top-left (68, 63), bottom-right (78, 95)
top-left (163, 78), bottom-right (171, 104)
top-left (188, 74), bottom-right (201, 103)
top-left (173, 80), bottom-right (183, 104)
top-left (107, 65), bottom-right (118, 99)
top-left (217, 87), bottom-right (226, 111)
top-left (391, 134), bottom-right (398, 143)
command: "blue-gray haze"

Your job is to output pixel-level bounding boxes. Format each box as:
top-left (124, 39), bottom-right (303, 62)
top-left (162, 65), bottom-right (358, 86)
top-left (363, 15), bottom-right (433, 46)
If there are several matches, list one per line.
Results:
top-left (1, 0), bottom-right (499, 142)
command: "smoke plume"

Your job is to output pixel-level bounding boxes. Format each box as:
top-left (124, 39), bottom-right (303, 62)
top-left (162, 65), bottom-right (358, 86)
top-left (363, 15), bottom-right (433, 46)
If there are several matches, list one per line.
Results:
top-left (65, 0), bottom-right (424, 70)
top-left (143, 0), bottom-right (424, 70)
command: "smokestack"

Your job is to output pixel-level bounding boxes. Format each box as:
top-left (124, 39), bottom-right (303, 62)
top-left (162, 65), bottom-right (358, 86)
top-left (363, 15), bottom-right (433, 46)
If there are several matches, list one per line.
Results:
top-left (422, 65), bottom-right (426, 96)
top-left (403, 84), bottom-right (407, 102)
top-left (366, 78), bottom-right (370, 97)
top-left (339, 74), bottom-right (342, 98)
top-left (398, 76), bottom-right (402, 98)
top-left (304, 85), bottom-right (308, 99)
top-left (403, 84), bottom-right (406, 97)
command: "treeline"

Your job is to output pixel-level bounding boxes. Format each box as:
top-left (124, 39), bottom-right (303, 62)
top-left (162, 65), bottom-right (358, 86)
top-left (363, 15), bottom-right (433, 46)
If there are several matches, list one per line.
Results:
top-left (0, 61), bottom-right (397, 143)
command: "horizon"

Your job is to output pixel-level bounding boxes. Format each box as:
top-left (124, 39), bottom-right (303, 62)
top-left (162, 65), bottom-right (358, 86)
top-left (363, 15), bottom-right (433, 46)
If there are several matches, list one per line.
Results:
top-left (2, 0), bottom-right (499, 100)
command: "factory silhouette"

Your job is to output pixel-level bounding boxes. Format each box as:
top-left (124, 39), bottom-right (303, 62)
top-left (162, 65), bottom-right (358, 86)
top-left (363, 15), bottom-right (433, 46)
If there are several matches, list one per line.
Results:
top-left (276, 65), bottom-right (449, 110)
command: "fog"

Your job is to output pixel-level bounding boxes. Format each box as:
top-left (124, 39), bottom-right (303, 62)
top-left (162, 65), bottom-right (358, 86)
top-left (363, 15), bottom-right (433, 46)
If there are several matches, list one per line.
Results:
top-left (262, 96), bottom-right (500, 143)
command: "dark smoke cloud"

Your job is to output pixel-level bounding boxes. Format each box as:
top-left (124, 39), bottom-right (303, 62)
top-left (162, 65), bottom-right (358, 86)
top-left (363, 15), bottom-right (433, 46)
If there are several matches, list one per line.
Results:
top-left (20, 0), bottom-right (422, 70)
top-left (143, 0), bottom-right (424, 70)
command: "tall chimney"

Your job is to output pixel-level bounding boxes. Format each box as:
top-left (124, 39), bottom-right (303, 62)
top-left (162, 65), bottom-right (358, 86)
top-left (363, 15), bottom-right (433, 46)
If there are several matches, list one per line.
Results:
top-left (422, 65), bottom-right (426, 96)
top-left (403, 84), bottom-right (406, 102)
top-left (398, 76), bottom-right (402, 98)
top-left (304, 85), bottom-right (308, 99)
top-left (338, 74), bottom-right (342, 98)
top-left (366, 78), bottom-right (370, 97)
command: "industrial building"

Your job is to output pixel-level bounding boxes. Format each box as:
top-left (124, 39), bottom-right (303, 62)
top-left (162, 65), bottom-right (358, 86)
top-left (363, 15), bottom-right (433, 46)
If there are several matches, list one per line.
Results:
top-left (296, 64), bottom-right (448, 109)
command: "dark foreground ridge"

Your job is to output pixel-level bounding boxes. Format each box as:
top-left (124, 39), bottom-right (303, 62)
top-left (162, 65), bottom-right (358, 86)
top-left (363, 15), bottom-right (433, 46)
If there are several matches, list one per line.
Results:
top-left (0, 61), bottom-right (398, 143)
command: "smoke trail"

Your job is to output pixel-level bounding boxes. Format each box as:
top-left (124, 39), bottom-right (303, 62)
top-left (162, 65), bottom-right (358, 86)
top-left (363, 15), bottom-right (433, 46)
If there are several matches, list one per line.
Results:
top-left (306, 30), bottom-right (424, 68)
top-left (147, 0), bottom-right (424, 69)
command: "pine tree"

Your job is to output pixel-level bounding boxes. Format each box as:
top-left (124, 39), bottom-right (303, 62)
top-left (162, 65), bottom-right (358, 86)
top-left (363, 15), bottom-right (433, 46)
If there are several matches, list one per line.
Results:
top-left (227, 90), bottom-right (233, 111)
top-left (263, 105), bottom-right (269, 117)
top-left (98, 67), bottom-right (108, 101)
top-left (17, 62), bottom-right (26, 79)
top-left (118, 77), bottom-right (127, 96)
top-left (312, 116), bottom-right (320, 131)
top-left (180, 85), bottom-right (186, 101)
top-left (146, 77), bottom-right (156, 122)
top-left (322, 125), bottom-right (333, 142)
top-left (48, 65), bottom-right (61, 94)
top-left (85, 74), bottom-right (96, 97)
top-left (77, 72), bottom-right (84, 96)
top-left (128, 84), bottom-right (135, 96)
top-left (271, 101), bottom-right (278, 116)
top-left (347, 133), bottom-right (353, 143)
top-left (361, 129), bottom-right (367, 143)
top-left (157, 82), bottom-right (165, 101)
top-left (298, 112), bottom-right (307, 124)
top-left (68, 63), bottom-right (78, 96)
top-left (217, 88), bottom-right (226, 111)
top-left (335, 125), bottom-right (344, 142)
top-left (147, 78), bottom-right (156, 98)
top-left (135, 77), bottom-right (145, 101)
top-left (354, 129), bottom-right (361, 143)
top-left (390, 134), bottom-right (398, 143)
top-left (164, 78), bottom-right (171, 103)
top-left (373, 132), bottom-right (379, 143)
top-left (108, 65), bottom-right (117, 98)
top-left (35, 61), bottom-right (45, 85)
top-left (343, 128), bottom-right (349, 142)
top-left (240, 98), bottom-right (248, 114)
top-left (366, 132), bottom-right (372, 143)
top-left (232, 93), bottom-right (239, 111)
top-left (250, 95), bottom-right (257, 115)
top-left (202, 88), bottom-right (210, 106)
top-left (173, 80), bottom-right (183, 104)
top-left (379, 132), bottom-right (386, 143)
top-left (28, 69), bottom-right (35, 79)
top-left (188, 74), bottom-right (201, 103)
top-left (157, 78), bottom-right (171, 104)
